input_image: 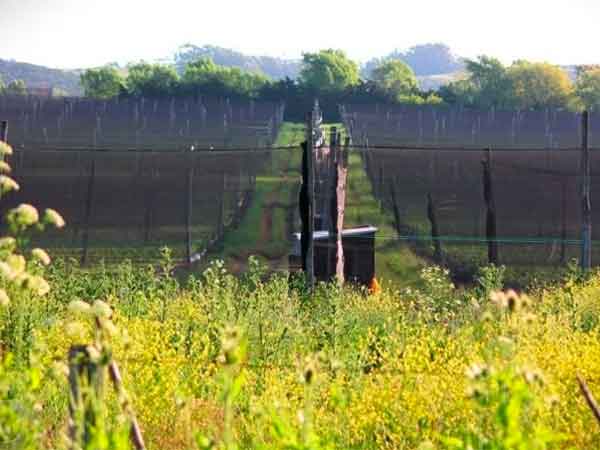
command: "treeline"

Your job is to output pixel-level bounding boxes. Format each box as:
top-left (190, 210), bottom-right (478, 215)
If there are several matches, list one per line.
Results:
top-left (0, 75), bottom-right (70, 97)
top-left (81, 50), bottom-right (440, 120)
top-left (80, 50), bottom-right (600, 121)
top-left (439, 56), bottom-right (600, 111)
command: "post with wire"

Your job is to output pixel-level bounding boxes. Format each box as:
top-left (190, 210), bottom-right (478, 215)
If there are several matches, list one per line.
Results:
top-left (581, 110), bottom-right (592, 270)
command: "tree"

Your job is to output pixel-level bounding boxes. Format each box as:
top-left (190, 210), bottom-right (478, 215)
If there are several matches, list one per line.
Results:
top-left (126, 63), bottom-right (179, 97)
top-left (80, 66), bottom-right (124, 99)
top-left (507, 61), bottom-right (573, 110)
top-left (438, 79), bottom-right (479, 107)
top-left (299, 49), bottom-right (360, 93)
top-left (575, 68), bottom-right (600, 111)
top-left (370, 60), bottom-right (418, 102)
top-left (465, 56), bottom-right (512, 108)
top-left (5, 79), bottom-right (27, 96)
top-left (182, 57), bottom-right (268, 98)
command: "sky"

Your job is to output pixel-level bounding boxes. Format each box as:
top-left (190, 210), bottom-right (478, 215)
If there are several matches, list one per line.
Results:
top-left (0, 0), bottom-right (599, 69)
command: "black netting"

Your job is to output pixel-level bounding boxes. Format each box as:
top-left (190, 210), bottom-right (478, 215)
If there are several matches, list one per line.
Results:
top-left (343, 104), bottom-right (600, 269)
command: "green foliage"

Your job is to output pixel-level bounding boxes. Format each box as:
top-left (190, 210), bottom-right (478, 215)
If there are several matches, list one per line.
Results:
top-left (508, 61), bottom-right (573, 110)
top-left (441, 56), bottom-right (575, 110)
top-left (299, 50), bottom-right (360, 93)
top-left (0, 354), bottom-right (43, 450)
top-left (183, 57), bottom-right (268, 98)
top-left (370, 60), bottom-right (418, 102)
top-left (476, 265), bottom-right (506, 300)
top-left (465, 56), bottom-right (513, 109)
top-left (575, 67), bottom-right (600, 111)
top-left (126, 63), bottom-right (179, 97)
top-left (80, 67), bottom-right (125, 99)
top-left (442, 366), bottom-right (561, 450)
top-left (6, 79), bottom-right (27, 96)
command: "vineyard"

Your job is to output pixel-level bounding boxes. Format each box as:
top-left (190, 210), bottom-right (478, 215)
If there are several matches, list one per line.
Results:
top-left (0, 95), bottom-right (284, 264)
top-left (342, 104), bottom-right (600, 281)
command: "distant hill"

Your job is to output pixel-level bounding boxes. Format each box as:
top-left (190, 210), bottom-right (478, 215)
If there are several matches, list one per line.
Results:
top-left (362, 43), bottom-right (465, 79)
top-left (174, 45), bottom-right (301, 80)
top-left (0, 59), bottom-right (83, 95)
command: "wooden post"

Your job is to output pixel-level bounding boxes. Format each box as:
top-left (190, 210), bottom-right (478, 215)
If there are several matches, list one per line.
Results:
top-left (389, 178), bottom-right (401, 234)
top-left (80, 159), bottom-right (96, 266)
top-left (219, 172), bottom-right (227, 239)
top-left (561, 180), bottom-right (567, 264)
top-left (185, 150), bottom-right (194, 264)
top-left (427, 193), bottom-right (443, 263)
top-left (300, 112), bottom-right (315, 289)
top-left (334, 138), bottom-right (349, 284)
top-left (581, 110), bottom-right (592, 270)
top-left (482, 148), bottom-right (498, 265)
top-left (0, 120), bottom-right (8, 142)
top-left (143, 161), bottom-right (155, 243)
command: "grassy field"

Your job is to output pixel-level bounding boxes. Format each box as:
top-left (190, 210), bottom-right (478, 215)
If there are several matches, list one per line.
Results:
top-left (219, 122), bottom-right (304, 272)
top-left (4, 241), bottom-right (600, 449)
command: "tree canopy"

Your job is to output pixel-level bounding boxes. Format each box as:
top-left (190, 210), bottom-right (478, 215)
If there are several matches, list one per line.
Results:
top-left (440, 56), bottom-right (576, 111)
top-left (182, 57), bottom-right (268, 98)
top-left (370, 60), bottom-right (418, 102)
top-left (80, 66), bottom-right (125, 99)
top-left (5, 79), bottom-right (27, 96)
top-left (575, 67), bottom-right (600, 111)
top-left (126, 63), bottom-right (179, 97)
top-left (299, 49), bottom-right (360, 93)
top-left (508, 61), bottom-right (573, 110)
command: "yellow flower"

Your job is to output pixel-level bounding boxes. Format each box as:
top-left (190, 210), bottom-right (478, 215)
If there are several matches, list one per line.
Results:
top-left (0, 161), bottom-right (11, 174)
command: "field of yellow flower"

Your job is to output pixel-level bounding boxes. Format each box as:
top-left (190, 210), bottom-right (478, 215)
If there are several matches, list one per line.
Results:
top-left (2, 253), bottom-right (600, 450)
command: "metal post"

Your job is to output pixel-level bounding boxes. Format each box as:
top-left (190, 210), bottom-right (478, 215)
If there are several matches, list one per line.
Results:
top-left (581, 110), bottom-right (592, 270)
top-left (185, 150), bottom-right (194, 264)
top-left (80, 159), bottom-right (96, 266)
top-left (483, 147), bottom-right (498, 265)
top-left (300, 112), bottom-right (315, 290)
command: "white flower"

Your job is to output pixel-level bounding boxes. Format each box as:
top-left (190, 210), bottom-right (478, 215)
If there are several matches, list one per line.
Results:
top-left (0, 262), bottom-right (15, 280)
top-left (0, 161), bottom-right (11, 174)
top-left (0, 175), bottom-right (19, 194)
top-left (43, 209), bottom-right (65, 228)
top-left (0, 142), bottom-right (13, 156)
top-left (92, 300), bottom-right (112, 318)
top-left (68, 300), bottom-right (91, 315)
top-left (9, 204), bottom-right (39, 226)
top-left (30, 276), bottom-right (50, 296)
top-left (6, 254), bottom-right (25, 275)
top-left (0, 237), bottom-right (16, 251)
top-left (0, 289), bottom-right (9, 306)
top-left (31, 248), bottom-right (51, 266)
